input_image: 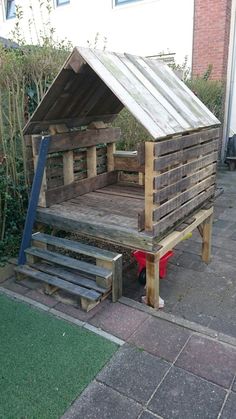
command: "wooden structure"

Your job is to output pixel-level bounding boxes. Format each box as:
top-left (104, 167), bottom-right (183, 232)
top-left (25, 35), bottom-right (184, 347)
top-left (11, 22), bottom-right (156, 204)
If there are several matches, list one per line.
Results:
top-left (20, 47), bottom-right (220, 309)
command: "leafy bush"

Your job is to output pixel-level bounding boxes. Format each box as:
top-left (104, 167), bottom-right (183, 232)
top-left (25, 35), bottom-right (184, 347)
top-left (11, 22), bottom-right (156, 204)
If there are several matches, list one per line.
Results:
top-left (0, 9), bottom-right (70, 264)
top-left (186, 66), bottom-right (224, 122)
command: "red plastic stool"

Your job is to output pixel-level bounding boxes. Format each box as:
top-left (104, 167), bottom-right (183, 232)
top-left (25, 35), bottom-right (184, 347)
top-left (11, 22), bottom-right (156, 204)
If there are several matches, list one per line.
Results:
top-left (131, 250), bottom-right (174, 285)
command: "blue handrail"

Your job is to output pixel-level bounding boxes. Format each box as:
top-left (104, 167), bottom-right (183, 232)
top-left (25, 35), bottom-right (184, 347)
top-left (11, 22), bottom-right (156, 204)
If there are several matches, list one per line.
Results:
top-left (18, 136), bottom-right (51, 265)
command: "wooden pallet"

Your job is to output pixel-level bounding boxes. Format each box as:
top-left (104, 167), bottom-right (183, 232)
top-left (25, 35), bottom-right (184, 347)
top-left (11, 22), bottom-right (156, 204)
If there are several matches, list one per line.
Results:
top-left (15, 233), bottom-right (122, 311)
top-left (145, 128), bottom-right (219, 238)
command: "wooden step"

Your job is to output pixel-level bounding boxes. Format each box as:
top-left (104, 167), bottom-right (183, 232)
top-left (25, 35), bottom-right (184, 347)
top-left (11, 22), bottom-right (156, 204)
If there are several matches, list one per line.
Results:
top-left (15, 265), bottom-right (101, 301)
top-left (31, 262), bottom-right (108, 293)
top-left (25, 247), bottom-right (112, 280)
top-left (32, 233), bottom-right (120, 261)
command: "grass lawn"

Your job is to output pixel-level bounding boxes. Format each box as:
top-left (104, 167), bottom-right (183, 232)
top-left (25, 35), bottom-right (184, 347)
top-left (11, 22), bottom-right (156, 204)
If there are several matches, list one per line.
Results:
top-left (0, 294), bottom-right (117, 419)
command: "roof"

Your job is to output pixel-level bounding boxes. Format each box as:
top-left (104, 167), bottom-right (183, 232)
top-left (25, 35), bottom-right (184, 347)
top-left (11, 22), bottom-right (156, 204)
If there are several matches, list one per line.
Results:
top-left (24, 46), bottom-right (220, 138)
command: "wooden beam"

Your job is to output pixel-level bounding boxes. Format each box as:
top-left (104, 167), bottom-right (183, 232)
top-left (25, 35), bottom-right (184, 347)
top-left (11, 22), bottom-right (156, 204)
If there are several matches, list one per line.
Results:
top-left (156, 207), bottom-right (213, 258)
top-left (145, 142), bottom-right (155, 231)
top-left (63, 151), bottom-right (74, 185)
top-left (23, 115), bottom-right (118, 135)
top-left (107, 143), bottom-right (116, 171)
top-left (32, 127), bottom-right (121, 155)
top-left (114, 154), bottom-right (145, 173)
top-left (87, 146), bottom-right (97, 178)
top-left (36, 209), bottom-right (155, 251)
top-left (146, 252), bottom-right (160, 309)
top-left (201, 213), bottom-right (213, 263)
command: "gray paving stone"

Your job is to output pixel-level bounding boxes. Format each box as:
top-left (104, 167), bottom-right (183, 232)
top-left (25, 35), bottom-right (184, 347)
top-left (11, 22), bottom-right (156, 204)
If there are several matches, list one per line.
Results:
top-left (148, 366), bottom-right (226, 419)
top-left (90, 302), bottom-right (149, 340)
top-left (231, 376), bottom-right (236, 393)
top-left (174, 252), bottom-right (207, 272)
top-left (128, 316), bottom-right (191, 362)
top-left (26, 289), bottom-right (58, 308)
top-left (56, 299), bottom-right (111, 322)
top-left (213, 219), bottom-right (232, 229)
top-left (97, 345), bottom-right (169, 403)
top-left (61, 381), bottom-right (142, 419)
top-left (176, 335), bottom-right (236, 388)
top-left (1, 277), bottom-right (29, 295)
top-left (139, 411), bottom-right (161, 419)
top-left (220, 393), bottom-right (236, 419)
top-left (171, 303), bottom-right (213, 327)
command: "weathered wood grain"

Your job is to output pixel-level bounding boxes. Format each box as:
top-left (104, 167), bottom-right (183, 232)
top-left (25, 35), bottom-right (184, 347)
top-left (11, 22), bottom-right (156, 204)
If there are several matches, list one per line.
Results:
top-left (44, 171), bottom-right (118, 206)
top-left (154, 163), bottom-right (217, 203)
top-left (154, 152), bottom-right (218, 189)
top-left (154, 128), bottom-right (220, 156)
top-left (153, 186), bottom-right (214, 236)
top-left (114, 154), bottom-right (145, 172)
top-left (154, 139), bottom-right (219, 171)
top-left (32, 128), bottom-right (121, 155)
top-left (153, 175), bottom-right (215, 221)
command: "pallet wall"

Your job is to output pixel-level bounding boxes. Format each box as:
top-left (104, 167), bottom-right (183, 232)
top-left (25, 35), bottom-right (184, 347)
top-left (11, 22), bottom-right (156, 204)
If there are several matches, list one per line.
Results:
top-left (145, 127), bottom-right (219, 237)
top-left (26, 127), bottom-right (121, 207)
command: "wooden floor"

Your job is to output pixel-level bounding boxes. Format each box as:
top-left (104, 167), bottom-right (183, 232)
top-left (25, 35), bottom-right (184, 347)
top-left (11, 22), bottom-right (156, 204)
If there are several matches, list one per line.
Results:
top-left (36, 184), bottom-right (154, 251)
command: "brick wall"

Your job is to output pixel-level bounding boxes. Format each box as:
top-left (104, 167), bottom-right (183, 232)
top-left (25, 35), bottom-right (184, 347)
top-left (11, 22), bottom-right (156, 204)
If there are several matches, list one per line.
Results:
top-left (192, 0), bottom-right (232, 81)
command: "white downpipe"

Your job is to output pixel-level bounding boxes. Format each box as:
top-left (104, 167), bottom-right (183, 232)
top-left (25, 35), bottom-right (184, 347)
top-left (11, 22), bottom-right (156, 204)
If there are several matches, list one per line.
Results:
top-left (222, 0), bottom-right (236, 161)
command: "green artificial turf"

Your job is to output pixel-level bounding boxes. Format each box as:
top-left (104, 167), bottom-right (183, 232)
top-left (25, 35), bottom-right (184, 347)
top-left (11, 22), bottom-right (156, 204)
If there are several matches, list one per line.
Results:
top-left (0, 294), bottom-right (117, 419)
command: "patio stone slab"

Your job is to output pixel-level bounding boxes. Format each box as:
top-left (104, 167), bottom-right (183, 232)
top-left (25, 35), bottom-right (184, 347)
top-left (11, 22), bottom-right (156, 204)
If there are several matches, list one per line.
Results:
top-left (1, 277), bottom-right (29, 295)
top-left (139, 411), bottom-right (161, 419)
top-left (56, 299), bottom-right (111, 322)
top-left (176, 335), bottom-right (236, 388)
top-left (97, 345), bottom-right (169, 403)
top-left (90, 302), bottom-right (149, 340)
top-left (61, 381), bottom-right (142, 419)
top-left (148, 366), bottom-right (226, 419)
top-left (26, 289), bottom-right (58, 308)
top-left (221, 392), bottom-right (236, 419)
top-left (128, 316), bottom-right (191, 362)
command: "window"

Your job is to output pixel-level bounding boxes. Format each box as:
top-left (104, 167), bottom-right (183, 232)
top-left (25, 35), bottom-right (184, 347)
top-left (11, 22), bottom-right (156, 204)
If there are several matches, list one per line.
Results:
top-left (5, 0), bottom-right (15, 19)
top-left (56, 0), bottom-right (70, 6)
top-left (115, 0), bottom-right (142, 5)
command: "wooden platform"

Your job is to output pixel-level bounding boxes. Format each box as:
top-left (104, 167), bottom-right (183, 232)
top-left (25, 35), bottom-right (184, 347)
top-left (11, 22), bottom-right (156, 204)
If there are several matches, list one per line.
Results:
top-left (36, 184), bottom-right (156, 251)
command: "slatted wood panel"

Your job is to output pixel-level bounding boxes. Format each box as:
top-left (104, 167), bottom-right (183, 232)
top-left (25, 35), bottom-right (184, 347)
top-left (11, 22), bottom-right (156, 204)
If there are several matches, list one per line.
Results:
top-left (148, 128), bottom-right (219, 237)
top-left (26, 126), bottom-right (123, 207)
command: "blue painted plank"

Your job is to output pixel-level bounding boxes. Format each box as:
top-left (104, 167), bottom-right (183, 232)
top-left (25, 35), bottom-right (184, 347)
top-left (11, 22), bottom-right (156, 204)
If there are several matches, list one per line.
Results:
top-left (18, 136), bottom-right (51, 265)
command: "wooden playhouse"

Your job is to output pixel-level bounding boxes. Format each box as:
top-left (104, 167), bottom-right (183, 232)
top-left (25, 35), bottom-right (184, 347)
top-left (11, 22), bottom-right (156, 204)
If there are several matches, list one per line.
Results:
top-left (17, 47), bottom-right (220, 309)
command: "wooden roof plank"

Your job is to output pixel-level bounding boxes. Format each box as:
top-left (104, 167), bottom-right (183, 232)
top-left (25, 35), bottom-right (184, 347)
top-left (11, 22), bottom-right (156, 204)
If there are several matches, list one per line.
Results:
top-left (78, 47), bottom-right (163, 139)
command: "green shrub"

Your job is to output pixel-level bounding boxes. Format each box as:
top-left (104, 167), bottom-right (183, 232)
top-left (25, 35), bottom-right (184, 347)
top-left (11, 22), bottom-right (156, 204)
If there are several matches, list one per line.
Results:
top-left (0, 30), bottom-right (69, 265)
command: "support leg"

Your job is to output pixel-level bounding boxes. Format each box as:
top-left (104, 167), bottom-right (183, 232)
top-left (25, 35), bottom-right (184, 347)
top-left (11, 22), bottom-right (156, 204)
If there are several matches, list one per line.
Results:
top-left (146, 253), bottom-right (160, 309)
top-left (201, 214), bottom-right (213, 263)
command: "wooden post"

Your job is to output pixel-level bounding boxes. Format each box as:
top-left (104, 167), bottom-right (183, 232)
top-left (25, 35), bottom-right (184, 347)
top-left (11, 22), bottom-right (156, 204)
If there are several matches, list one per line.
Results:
top-left (32, 135), bottom-right (47, 207)
top-left (63, 151), bottom-right (74, 185)
top-left (107, 143), bottom-right (116, 172)
top-left (146, 252), bottom-right (160, 309)
top-left (201, 213), bottom-right (213, 263)
top-left (87, 146), bottom-right (97, 177)
top-left (112, 254), bottom-right (122, 302)
top-left (145, 142), bottom-right (155, 231)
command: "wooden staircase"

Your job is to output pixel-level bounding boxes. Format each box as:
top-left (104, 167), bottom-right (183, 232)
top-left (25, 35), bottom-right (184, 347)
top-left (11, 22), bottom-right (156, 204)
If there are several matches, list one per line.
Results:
top-left (15, 233), bottom-right (122, 311)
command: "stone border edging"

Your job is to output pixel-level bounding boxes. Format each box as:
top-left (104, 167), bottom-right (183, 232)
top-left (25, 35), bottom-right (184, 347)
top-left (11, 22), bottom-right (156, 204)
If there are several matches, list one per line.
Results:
top-left (0, 287), bottom-right (125, 347)
top-left (119, 296), bottom-right (236, 348)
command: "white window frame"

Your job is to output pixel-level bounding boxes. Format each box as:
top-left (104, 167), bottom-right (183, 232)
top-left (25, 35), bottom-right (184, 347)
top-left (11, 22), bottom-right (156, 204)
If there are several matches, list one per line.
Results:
top-left (114, 0), bottom-right (143, 6)
top-left (55, 0), bottom-right (70, 7)
top-left (4, 0), bottom-right (16, 20)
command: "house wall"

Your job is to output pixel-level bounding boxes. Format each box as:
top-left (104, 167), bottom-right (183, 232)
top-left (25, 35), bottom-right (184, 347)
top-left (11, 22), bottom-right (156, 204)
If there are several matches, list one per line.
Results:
top-left (192, 0), bottom-right (232, 80)
top-left (0, 0), bottom-right (194, 64)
